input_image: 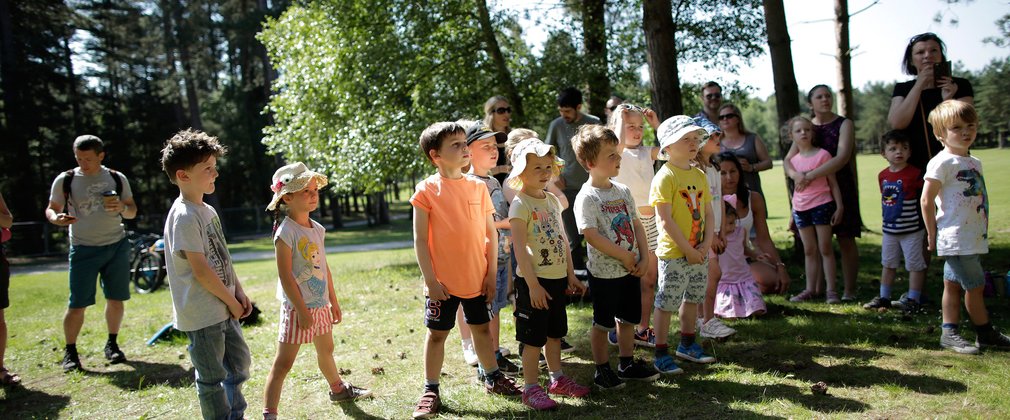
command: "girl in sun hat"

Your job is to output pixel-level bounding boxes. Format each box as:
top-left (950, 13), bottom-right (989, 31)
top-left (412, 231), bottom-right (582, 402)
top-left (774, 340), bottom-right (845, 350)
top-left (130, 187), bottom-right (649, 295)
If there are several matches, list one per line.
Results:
top-left (262, 163), bottom-right (371, 419)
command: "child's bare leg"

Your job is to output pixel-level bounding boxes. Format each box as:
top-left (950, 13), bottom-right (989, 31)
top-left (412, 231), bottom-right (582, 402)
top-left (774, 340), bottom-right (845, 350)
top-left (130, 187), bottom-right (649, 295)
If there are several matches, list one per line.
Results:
top-left (963, 286), bottom-right (990, 326)
top-left (704, 260), bottom-right (720, 322)
top-left (263, 342), bottom-right (300, 412)
top-left (489, 314), bottom-right (501, 353)
top-left (0, 309), bottom-right (6, 370)
top-left (908, 270), bottom-right (926, 296)
top-left (639, 254), bottom-right (658, 331)
top-left (521, 343), bottom-right (541, 386)
top-left (424, 329), bottom-right (449, 383)
top-left (313, 333), bottom-right (342, 387)
top-left (617, 322), bottom-right (635, 358)
top-left (469, 322), bottom-right (498, 371)
top-left (590, 326), bottom-right (610, 365)
top-left (679, 302), bottom-right (698, 336)
top-left (544, 337), bottom-right (562, 373)
top-left (798, 226), bottom-right (819, 293)
top-left (942, 280), bottom-right (963, 325)
top-left (838, 236), bottom-right (859, 297)
top-left (816, 225), bottom-right (837, 294)
top-left (456, 307), bottom-right (472, 342)
top-left (653, 308), bottom-right (672, 346)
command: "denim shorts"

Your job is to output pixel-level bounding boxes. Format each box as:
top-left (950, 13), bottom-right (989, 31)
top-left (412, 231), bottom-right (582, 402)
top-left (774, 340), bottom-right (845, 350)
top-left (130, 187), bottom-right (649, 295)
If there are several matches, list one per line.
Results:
top-left (792, 201), bottom-right (836, 229)
top-left (491, 261), bottom-right (511, 314)
top-left (943, 254), bottom-right (985, 290)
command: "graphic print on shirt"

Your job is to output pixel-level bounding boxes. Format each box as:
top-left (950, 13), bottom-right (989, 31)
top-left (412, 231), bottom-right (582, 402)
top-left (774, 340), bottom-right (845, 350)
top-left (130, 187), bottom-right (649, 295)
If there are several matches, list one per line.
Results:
top-left (956, 168), bottom-right (988, 236)
top-left (206, 216), bottom-right (235, 287)
top-left (680, 185), bottom-right (705, 246)
top-left (531, 207), bottom-right (566, 268)
top-left (603, 199), bottom-right (635, 250)
top-left (76, 180), bottom-right (115, 216)
top-left (296, 236), bottom-right (329, 308)
top-left (881, 178), bottom-right (905, 222)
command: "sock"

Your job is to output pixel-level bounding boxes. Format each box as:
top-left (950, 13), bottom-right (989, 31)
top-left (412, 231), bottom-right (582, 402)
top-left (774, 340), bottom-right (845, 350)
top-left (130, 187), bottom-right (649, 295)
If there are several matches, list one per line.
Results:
top-left (424, 379), bottom-right (439, 394)
top-left (655, 344), bottom-right (669, 358)
top-left (680, 333), bottom-right (695, 348)
top-left (66, 344), bottom-right (78, 354)
top-left (549, 370), bottom-right (564, 382)
top-left (330, 381), bottom-right (346, 393)
top-left (525, 383), bottom-right (539, 390)
top-left (595, 363), bottom-right (611, 374)
top-left (973, 322), bottom-right (994, 336)
top-left (879, 284), bottom-right (892, 299)
top-left (618, 356), bottom-right (633, 370)
top-left (941, 323), bottom-right (958, 332)
top-left (483, 368), bottom-right (500, 385)
top-left (907, 289), bottom-right (922, 302)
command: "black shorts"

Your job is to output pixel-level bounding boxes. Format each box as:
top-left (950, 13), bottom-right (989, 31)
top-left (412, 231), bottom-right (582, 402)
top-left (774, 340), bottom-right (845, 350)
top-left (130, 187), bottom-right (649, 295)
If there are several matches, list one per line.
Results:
top-left (424, 294), bottom-right (492, 331)
top-left (589, 274), bottom-right (642, 331)
top-left (514, 276), bottom-right (568, 347)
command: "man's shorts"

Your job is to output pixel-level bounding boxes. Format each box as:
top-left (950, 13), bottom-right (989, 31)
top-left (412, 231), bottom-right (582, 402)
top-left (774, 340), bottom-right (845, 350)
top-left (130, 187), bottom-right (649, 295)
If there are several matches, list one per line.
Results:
top-left (881, 230), bottom-right (927, 272)
top-left (514, 276), bottom-right (568, 348)
top-left (943, 254), bottom-right (985, 291)
top-left (68, 237), bottom-right (131, 308)
top-left (424, 293), bottom-right (491, 331)
top-left (589, 273), bottom-right (642, 331)
top-left (278, 304), bottom-right (333, 344)
top-left (655, 257), bottom-right (707, 312)
top-left (792, 201), bottom-right (836, 229)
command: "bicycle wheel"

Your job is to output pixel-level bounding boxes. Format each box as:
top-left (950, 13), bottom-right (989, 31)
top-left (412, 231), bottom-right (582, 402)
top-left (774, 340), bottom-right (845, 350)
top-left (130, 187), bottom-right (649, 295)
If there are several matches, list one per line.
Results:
top-left (132, 251), bottom-right (163, 294)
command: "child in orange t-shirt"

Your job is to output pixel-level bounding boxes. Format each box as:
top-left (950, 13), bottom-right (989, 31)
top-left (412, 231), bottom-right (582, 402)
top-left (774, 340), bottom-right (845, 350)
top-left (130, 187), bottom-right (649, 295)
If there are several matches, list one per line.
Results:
top-left (409, 122), bottom-right (522, 419)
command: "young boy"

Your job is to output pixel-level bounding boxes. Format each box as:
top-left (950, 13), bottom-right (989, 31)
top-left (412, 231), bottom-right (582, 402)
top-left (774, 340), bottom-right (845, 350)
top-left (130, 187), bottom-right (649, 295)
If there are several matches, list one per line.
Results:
top-left (571, 125), bottom-right (660, 390)
top-left (864, 131), bottom-right (927, 314)
top-left (921, 100), bottom-right (1010, 354)
top-left (649, 116), bottom-right (716, 374)
top-left (410, 122), bottom-right (521, 419)
top-left (160, 129), bottom-right (253, 419)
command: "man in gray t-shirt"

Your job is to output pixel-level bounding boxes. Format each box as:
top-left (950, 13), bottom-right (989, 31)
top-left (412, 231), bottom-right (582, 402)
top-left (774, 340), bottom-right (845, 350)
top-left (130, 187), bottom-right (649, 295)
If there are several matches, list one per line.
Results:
top-left (45, 135), bottom-right (137, 372)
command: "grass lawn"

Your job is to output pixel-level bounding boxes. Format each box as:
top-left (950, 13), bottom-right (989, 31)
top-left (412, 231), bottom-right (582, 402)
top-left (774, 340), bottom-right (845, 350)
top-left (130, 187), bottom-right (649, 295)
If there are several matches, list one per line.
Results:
top-left (2, 149), bottom-right (1009, 418)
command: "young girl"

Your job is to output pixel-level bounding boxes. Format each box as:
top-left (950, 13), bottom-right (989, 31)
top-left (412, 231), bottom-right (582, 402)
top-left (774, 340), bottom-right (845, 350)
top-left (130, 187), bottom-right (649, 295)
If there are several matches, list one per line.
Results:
top-left (714, 195), bottom-right (767, 319)
top-left (506, 139), bottom-right (588, 411)
top-left (609, 104), bottom-right (662, 347)
top-left (785, 117), bottom-right (844, 304)
top-left (263, 163), bottom-right (370, 419)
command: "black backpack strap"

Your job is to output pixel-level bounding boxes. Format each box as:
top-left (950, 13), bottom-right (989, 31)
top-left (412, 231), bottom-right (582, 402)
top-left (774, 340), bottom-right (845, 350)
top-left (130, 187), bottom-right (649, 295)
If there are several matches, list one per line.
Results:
top-left (108, 169), bottom-right (124, 196)
top-left (62, 169), bottom-right (75, 211)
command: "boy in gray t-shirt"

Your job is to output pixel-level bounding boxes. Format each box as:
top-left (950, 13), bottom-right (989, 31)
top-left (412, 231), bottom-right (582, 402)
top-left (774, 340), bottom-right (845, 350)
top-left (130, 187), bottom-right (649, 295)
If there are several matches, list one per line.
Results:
top-left (161, 129), bottom-right (252, 419)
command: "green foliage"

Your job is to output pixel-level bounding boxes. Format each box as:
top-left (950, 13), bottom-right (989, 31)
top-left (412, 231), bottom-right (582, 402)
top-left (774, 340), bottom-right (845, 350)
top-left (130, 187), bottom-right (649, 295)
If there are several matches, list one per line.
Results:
top-left (974, 56), bottom-right (1010, 133)
top-left (852, 81), bottom-right (896, 152)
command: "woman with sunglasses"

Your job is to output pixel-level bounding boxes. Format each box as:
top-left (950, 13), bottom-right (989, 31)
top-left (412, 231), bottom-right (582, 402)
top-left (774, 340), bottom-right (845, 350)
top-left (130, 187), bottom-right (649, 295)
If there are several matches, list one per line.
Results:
top-left (483, 95), bottom-right (514, 186)
top-left (717, 103), bottom-right (772, 196)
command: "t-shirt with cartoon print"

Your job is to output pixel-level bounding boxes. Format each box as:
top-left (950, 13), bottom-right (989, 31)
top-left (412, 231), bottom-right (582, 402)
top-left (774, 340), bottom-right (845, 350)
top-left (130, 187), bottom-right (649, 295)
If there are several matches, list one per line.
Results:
top-left (274, 217), bottom-right (329, 309)
top-left (509, 191), bottom-right (567, 279)
top-left (924, 150), bottom-right (988, 256)
top-left (48, 166), bottom-right (133, 246)
top-left (879, 165), bottom-right (924, 235)
top-left (649, 162), bottom-right (710, 260)
top-left (575, 181), bottom-right (641, 279)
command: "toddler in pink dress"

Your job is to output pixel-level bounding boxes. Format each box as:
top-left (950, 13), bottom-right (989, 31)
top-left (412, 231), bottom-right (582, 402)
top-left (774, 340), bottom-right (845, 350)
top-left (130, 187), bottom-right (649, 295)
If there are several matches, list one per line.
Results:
top-left (714, 195), bottom-right (767, 319)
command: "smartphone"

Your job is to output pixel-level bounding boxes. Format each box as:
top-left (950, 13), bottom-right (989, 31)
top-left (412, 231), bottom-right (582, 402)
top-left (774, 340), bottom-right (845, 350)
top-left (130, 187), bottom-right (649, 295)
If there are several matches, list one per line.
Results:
top-left (933, 60), bottom-right (952, 83)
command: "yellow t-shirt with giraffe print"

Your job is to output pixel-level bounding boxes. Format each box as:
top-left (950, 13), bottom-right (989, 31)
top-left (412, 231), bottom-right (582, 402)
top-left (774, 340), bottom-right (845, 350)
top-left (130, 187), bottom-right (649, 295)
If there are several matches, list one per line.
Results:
top-left (649, 162), bottom-right (710, 260)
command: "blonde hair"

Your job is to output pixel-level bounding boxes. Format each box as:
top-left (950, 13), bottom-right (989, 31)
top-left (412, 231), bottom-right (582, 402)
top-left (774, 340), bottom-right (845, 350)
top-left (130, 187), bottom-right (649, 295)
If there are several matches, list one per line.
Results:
top-left (505, 128), bottom-right (539, 162)
top-left (928, 100), bottom-right (978, 140)
top-left (482, 96), bottom-right (510, 132)
top-left (786, 115), bottom-right (815, 144)
top-left (719, 103), bottom-right (751, 135)
top-left (606, 103), bottom-right (644, 146)
top-left (571, 125), bottom-right (619, 170)
top-left (297, 236), bottom-right (320, 262)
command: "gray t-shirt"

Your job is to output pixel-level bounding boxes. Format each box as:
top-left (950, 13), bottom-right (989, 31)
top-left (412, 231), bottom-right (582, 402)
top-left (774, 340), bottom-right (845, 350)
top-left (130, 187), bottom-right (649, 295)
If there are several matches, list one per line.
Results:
top-left (48, 166), bottom-right (133, 246)
top-left (164, 197), bottom-right (237, 331)
top-left (546, 113), bottom-right (600, 191)
top-left (574, 181), bottom-right (641, 279)
top-left (466, 173), bottom-right (510, 265)
top-left (274, 217), bottom-right (330, 309)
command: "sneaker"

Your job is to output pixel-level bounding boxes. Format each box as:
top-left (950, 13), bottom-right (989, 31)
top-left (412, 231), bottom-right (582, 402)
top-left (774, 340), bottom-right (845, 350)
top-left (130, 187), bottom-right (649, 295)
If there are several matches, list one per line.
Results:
top-left (330, 382), bottom-right (373, 402)
top-left (61, 351), bottom-right (83, 373)
top-left (496, 354), bottom-right (521, 375)
top-left (863, 296), bottom-right (891, 310)
top-left (484, 371), bottom-right (523, 396)
top-left (104, 342), bottom-right (127, 364)
top-left (607, 330), bottom-right (619, 346)
top-left (841, 294), bottom-right (857, 302)
top-left (901, 299), bottom-right (922, 315)
top-left (559, 338), bottom-right (575, 353)
top-left (263, 413), bottom-right (278, 420)
top-left (634, 328), bottom-right (657, 348)
top-left (617, 359), bottom-right (660, 382)
top-left (825, 291), bottom-right (841, 304)
top-left (546, 375), bottom-right (590, 398)
top-left (462, 340), bottom-right (479, 367)
top-left (940, 330), bottom-right (980, 355)
top-left (522, 385), bottom-right (558, 411)
top-left (412, 391), bottom-right (441, 419)
top-left (789, 289), bottom-right (815, 303)
top-left (593, 365), bottom-right (625, 390)
top-left (652, 354), bottom-right (683, 374)
top-left (976, 329), bottom-right (1010, 350)
top-left (699, 318), bottom-right (736, 339)
top-left (498, 346), bottom-right (511, 357)
top-left (676, 342), bottom-right (716, 364)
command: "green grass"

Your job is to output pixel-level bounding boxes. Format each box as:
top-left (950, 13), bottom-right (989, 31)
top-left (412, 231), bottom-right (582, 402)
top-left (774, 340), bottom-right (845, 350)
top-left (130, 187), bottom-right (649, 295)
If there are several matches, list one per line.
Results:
top-left (226, 216), bottom-right (412, 255)
top-left (2, 149), bottom-right (1010, 418)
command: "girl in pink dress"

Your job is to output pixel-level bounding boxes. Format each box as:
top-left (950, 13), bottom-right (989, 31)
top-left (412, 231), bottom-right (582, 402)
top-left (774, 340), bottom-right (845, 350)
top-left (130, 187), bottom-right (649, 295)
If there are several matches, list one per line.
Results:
top-left (714, 195), bottom-right (767, 319)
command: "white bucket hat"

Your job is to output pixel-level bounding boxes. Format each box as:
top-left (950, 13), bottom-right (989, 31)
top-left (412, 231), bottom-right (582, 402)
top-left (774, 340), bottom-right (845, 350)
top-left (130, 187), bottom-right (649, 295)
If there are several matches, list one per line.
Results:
top-left (656, 115), bottom-right (707, 160)
top-left (505, 139), bottom-right (564, 190)
top-left (266, 162), bottom-right (328, 211)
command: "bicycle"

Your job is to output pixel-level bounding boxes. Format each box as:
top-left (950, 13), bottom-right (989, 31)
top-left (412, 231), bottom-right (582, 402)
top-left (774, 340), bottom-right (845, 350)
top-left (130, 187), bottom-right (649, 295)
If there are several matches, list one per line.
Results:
top-left (127, 231), bottom-right (166, 294)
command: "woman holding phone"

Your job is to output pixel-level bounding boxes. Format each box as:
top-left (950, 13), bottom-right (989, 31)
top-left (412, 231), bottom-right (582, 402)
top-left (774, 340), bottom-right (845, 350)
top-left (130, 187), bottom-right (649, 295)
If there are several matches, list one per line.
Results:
top-left (888, 32), bottom-right (974, 170)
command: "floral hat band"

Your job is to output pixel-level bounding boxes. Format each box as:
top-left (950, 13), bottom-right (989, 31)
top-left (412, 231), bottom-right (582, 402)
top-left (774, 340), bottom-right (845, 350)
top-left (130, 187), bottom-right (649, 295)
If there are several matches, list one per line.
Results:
top-left (266, 162), bottom-right (328, 211)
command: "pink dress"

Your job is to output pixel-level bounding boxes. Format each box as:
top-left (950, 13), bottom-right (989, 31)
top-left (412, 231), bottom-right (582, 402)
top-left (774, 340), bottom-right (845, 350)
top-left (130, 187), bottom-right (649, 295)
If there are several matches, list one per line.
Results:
top-left (715, 225), bottom-right (766, 318)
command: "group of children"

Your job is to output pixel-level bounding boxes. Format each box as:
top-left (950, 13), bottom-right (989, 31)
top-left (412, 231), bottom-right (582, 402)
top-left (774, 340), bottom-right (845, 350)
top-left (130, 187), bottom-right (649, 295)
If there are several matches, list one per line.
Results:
top-left (149, 98), bottom-right (1007, 420)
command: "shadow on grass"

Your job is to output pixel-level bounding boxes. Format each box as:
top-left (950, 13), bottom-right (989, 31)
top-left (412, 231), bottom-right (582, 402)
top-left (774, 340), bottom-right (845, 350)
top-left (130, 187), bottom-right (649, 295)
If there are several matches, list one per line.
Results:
top-left (0, 386), bottom-right (71, 419)
top-left (337, 401), bottom-right (386, 420)
top-left (83, 359), bottom-right (193, 390)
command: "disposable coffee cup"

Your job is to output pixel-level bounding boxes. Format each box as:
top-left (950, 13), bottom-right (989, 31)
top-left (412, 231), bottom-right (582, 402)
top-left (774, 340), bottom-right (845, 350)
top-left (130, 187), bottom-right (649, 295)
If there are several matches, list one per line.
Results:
top-left (102, 191), bottom-right (119, 207)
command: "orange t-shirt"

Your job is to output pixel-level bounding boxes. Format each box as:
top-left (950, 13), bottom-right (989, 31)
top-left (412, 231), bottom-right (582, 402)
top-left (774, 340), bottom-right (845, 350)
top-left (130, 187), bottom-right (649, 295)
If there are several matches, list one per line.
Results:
top-left (410, 174), bottom-right (494, 298)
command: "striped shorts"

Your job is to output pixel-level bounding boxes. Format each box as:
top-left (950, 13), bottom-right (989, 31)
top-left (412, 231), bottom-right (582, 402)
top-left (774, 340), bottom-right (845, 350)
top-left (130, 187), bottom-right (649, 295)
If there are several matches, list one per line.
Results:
top-left (641, 214), bottom-right (659, 252)
top-left (278, 304), bottom-right (333, 344)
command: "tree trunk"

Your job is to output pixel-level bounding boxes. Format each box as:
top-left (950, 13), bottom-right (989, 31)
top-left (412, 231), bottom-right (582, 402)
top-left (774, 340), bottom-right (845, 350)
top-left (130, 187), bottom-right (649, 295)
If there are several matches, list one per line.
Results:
top-left (643, 0), bottom-right (683, 120)
top-left (582, 0), bottom-right (609, 122)
top-left (475, 0), bottom-right (525, 125)
top-left (173, 2), bottom-right (203, 130)
top-left (159, 0), bottom-right (187, 128)
top-left (834, 0), bottom-right (854, 119)
top-left (62, 35), bottom-right (82, 134)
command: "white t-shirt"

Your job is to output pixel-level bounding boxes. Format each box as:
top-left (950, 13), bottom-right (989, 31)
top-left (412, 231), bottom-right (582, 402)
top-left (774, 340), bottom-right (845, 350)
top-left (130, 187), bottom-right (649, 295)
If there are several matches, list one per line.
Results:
top-left (574, 181), bottom-right (641, 279)
top-left (704, 164), bottom-right (722, 233)
top-left (48, 166), bottom-right (133, 246)
top-left (612, 147), bottom-right (654, 213)
top-left (274, 217), bottom-right (330, 309)
top-left (509, 191), bottom-right (567, 279)
top-left (924, 150), bottom-right (989, 256)
top-left (164, 197), bottom-right (237, 331)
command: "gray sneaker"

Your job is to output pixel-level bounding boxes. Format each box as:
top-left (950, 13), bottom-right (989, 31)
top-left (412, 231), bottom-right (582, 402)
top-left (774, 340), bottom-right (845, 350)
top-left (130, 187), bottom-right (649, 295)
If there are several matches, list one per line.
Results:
top-left (330, 382), bottom-right (373, 402)
top-left (940, 330), bottom-right (979, 355)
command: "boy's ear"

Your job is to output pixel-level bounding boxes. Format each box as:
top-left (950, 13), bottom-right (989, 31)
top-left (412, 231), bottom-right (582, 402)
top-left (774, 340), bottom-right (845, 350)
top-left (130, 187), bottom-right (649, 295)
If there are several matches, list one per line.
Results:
top-left (428, 148), bottom-right (439, 162)
top-left (174, 168), bottom-right (189, 183)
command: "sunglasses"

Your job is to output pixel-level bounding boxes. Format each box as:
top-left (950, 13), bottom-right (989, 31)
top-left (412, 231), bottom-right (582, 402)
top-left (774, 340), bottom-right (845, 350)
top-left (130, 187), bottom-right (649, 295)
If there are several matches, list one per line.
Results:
top-left (614, 104), bottom-right (643, 112)
top-left (493, 107), bottom-right (512, 115)
top-left (705, 93), bottom-right (722, 100)
top-left (718, 113), bottom-right (738, 121)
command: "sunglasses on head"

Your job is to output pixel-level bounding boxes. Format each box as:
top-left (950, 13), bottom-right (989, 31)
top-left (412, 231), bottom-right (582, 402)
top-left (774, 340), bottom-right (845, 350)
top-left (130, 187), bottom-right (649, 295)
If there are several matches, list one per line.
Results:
top-left (615, 104), bottom-right (643, 112)
top-left (718, 113), bottom-right (738, 120)
top-left (493, 107), bottom-right (512, 115)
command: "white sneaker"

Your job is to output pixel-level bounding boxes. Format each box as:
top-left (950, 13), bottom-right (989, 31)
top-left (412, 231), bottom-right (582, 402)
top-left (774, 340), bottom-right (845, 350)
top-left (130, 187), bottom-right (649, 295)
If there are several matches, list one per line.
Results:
top-left (498, 346), bottom-right (511, 357)
top-left (699, 318), bottom-right (737, 339)
top-left (462, 339), bottom-right (479, 366)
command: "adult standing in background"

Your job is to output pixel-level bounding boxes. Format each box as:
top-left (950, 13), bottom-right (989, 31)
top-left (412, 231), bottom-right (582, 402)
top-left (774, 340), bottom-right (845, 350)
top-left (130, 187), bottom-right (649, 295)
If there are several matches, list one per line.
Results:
top-left (784, 85), bottom-right (861, 301)
top-left (483, 95), bottom-right (514, 186)
top-left (546, 87), bottom-right (600, 272)
top-left (45, 135), bottom-right (137, 372)
top-left (888, 32), bottom-right (974, 171)
top-left (604, 95), bottom-right (624, 123)
top-left (694, 81), bottom-right (724, 124)
top-left (717, 103), bottom-right (772, 196)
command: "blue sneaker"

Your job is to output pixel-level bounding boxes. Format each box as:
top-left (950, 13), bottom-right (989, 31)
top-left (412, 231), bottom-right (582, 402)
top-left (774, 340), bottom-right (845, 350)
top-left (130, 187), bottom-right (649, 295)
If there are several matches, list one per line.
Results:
top-left (652, 354), bottom-right (683, 374)
top-left (607, 330), bottom-right (618, 346)
top-left (676, 342), bottom-right (716, 364)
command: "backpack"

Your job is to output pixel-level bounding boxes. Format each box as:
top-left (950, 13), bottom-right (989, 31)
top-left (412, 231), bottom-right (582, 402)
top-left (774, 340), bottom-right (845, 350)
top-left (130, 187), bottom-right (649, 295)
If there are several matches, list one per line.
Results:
top-left (62, 168), bottom-right (124, 211)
